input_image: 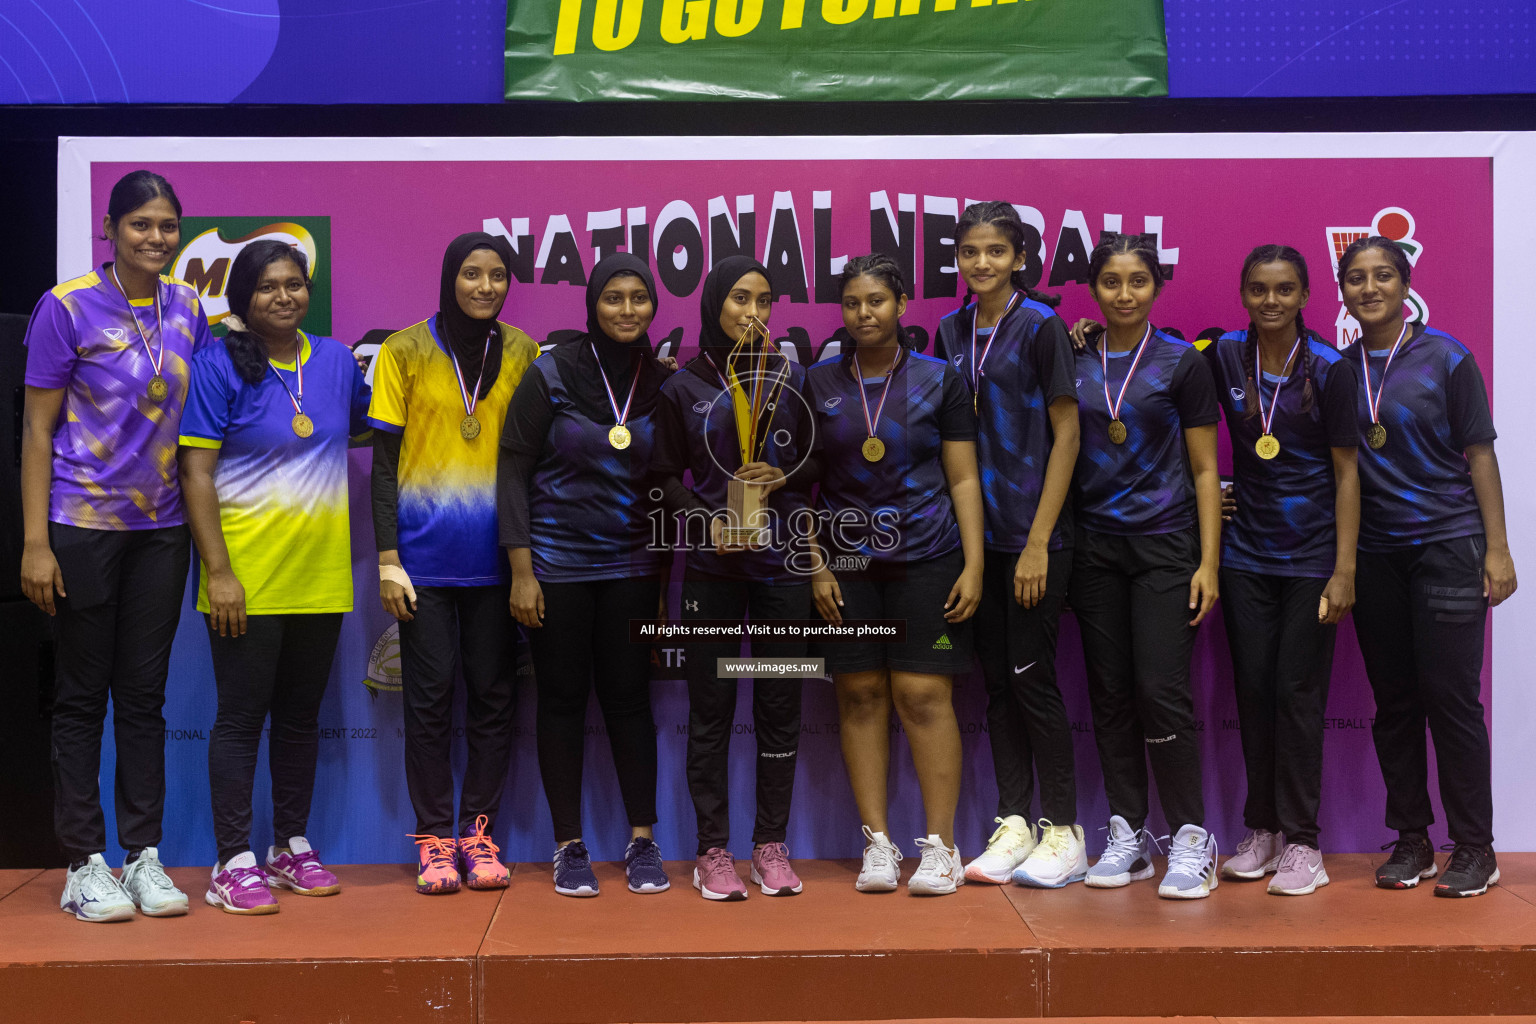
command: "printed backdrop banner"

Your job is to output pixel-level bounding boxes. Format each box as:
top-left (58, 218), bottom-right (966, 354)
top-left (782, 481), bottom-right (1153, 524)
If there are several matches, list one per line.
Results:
top-left (56, 134), bottom-right (1530, 865)
top-left (504, 0), bottom-right (1168, 101)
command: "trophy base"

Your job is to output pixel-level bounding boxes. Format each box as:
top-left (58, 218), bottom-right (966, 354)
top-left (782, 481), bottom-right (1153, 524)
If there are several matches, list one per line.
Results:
top-left (724, 478), bottom-right (769, 549)
top-left (720, 527), bottom-right (769, 547)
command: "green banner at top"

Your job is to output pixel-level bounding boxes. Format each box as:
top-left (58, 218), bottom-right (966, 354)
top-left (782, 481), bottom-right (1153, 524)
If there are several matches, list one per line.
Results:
top-left (505, 0), bottom-right (1167, 102)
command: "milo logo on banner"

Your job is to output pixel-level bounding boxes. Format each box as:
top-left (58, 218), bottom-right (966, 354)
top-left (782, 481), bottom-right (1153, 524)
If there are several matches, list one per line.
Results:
top-left (171, 217), bottom-right (332, 336)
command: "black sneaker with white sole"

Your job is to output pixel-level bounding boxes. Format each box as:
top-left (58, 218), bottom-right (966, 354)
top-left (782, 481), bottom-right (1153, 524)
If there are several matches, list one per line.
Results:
top-left (1374, 831), bottom-right (1436, 889)
top-left (1434, 843), bottom-right (1499, 898)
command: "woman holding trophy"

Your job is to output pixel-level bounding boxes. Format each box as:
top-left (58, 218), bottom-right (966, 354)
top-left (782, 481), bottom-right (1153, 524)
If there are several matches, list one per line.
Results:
top-left (651, 256), bottom-right (817, 901)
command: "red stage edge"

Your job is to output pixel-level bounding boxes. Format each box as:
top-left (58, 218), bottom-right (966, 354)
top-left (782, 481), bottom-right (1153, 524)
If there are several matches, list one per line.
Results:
top-left (1, 855), bottom-right (1533, 1023)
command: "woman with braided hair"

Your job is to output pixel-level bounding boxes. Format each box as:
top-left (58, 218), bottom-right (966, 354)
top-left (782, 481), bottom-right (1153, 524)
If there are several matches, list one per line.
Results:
top-left (1203, 244), bottom-right (1360, 897)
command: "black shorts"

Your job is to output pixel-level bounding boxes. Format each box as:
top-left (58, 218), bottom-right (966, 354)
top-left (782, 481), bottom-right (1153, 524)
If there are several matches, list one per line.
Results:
top-left (820, 549), bottom-right (974, 676)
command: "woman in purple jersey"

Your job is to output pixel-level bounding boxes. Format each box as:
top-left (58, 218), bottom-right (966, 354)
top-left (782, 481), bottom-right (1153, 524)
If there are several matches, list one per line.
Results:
top-left (1205, 245), bottom-right (1360, 898)
top-left (808, 253), bottom-right (984, 897)
top-left (1337, 236), bottom-right (1515, 898)
top-left (19, 170), bottom-right (213, 923)
top-left (1068, 233), bottom-right (1223, 901)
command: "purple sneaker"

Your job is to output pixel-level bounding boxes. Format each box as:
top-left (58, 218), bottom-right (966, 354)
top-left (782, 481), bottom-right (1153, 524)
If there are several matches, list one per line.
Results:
top-left (206, 852), bottom-right (279, 916)
top-left (692, 847), bottom-right (748, 901)
top-left (750, 842), bottom-right (803, 896)
top-left (1269, 844), bottom-right (1329, 896)
top-left (1221, 828), bottom-right (1283, 880)
top-left (266, 837), bottom-right (341, 897)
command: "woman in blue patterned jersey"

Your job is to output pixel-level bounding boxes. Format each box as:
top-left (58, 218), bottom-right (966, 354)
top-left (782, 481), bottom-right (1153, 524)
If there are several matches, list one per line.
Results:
top-left (1336, 235), bottom-right (1515, 898)
top-left (1069, 232), bottom-right (1223, 901)
top-left (808, 253), bottom-right (984, 897)
top-left (1204, 244), bottom-right (1360, 898)
top-left (498, 253), bottom-right (672, 899)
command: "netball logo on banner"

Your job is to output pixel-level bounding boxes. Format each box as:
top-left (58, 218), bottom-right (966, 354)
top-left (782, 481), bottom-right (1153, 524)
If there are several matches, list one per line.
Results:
top-left (1325, 207), bottom-right (1430, 349)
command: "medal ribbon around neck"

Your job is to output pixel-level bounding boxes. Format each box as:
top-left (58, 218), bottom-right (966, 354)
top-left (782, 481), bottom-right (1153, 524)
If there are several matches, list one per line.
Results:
top-left (450, 329), bottom-right (494, 440)
top-left (1360, 322), bottom-right (1411, 431)
top-left (110, 264), bottom-right (167, 397)
top-left (1100, 321), bottom-right (1153, 428)
top-left (1255, 335), bottom-right (1304, 441)
top-left (854, 350), bottom-right (898, 446)
top-left (267, 340), bottom-right (311, 438)
top-left (968, 290), bottom-right (1022, 399)
top-left (595, 341), bottom-right (643, 449)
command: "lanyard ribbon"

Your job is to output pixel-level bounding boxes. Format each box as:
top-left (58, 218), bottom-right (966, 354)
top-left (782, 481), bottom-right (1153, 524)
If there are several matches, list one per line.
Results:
top-left (268, 340), bottom-right (306, 415)
top-left (1360, 322), bottom-right (1411, 427)
top-left (1100, 322), bottom-right (1152, 422)
top-left (595, 344), bottom-right (641, 428)
top-left (1255, 336), bottom-right (1303, 437)
top-left (450, 330), bottom-right (494, 420)
top-left (968, 290), bottom-right (1021, 395)
top-left (110, 264), bottom-right (164, 378)
top-left (853, 351), bottom-right (898, 439)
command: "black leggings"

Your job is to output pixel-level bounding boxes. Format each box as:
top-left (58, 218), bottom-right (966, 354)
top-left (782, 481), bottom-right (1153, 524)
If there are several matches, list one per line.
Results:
top-left (49, 523), bottom-right (189, 861)
top-left (528, 575), bottom-right (661, 845)
top-left (207, 613), bottom-right (343, 864)
top-left (681, 571), bottom-right (808, 855)
top-left (1069, 528), bottom-right (1204, 834)
top-left (1354, 536), bottom-right (1493, 846)
top-left (1218, 569), bottom-right (1335, 848)
top-left (974, 547), bottom-right (1076, 824)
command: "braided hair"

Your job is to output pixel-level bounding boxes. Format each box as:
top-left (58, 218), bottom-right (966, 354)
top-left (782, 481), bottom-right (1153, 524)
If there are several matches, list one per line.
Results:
top-left (953, 201), bottom-right (1061, 319)
top-left (223, 240), bottom-right (312, 385)
top-left (838, 252), bottom-right (910, 367)
top-left (1238, 244), bottom-right (1314, 420)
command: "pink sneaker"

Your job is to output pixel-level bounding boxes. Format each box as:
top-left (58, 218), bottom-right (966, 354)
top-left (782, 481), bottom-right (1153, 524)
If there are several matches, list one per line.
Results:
top-left (750, 842), bottom-right (803, 896)
top-left (692, 847), bottom-right (748, 901)
top-left (459, 815), bottom-right (510, 890)
top-left (266, 838), bottom-right (340, 896)
top-left (205, 852), bottom-right (279, 915)
top-left (1269, 844), bottom-right (1329, 896)
top-left (1221, 828), bottom-right (1283, 880)
top-left (410, 833), bottom-right (461, 894)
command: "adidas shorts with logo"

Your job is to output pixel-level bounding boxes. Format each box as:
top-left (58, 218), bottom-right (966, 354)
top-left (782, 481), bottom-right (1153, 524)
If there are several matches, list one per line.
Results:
top-left (818, 549), bottom-right (974, 675)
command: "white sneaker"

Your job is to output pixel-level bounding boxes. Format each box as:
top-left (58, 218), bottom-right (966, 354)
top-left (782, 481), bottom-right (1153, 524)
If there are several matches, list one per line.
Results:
top-left (963, 815), bottom-right (1037, 884)
top-left (1159, 824), bottom-right (1219, 900)
top-left (120, 847), bottom-right (190, 917)
top-left (908, 834), bottom-right (964, 896)
top-left (1012, 821), bottom-right (1088, 888)
top-left (60, 853), bottom-right (136, 923)
top-left (855, 826), bottom-right (902, 892)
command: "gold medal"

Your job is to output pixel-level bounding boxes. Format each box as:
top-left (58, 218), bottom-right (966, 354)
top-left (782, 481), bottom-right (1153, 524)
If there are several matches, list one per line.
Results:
top-left (291, 413), bottom-right (314, 438)
top-left (147, 374), bottom-right (169, 403)
top-left (1107, 419), bottom-right (1128, 445)
top-left (861, 436), bottom-right (886, 462)
top-left (1255, 433), bottom-right (1281, 460)
top-left (1366, 423), bottom-right (1387, 450)
top-left (609, 424), bottom-right (632, 450)
top-left (460, 415), bottom-right (481, 441)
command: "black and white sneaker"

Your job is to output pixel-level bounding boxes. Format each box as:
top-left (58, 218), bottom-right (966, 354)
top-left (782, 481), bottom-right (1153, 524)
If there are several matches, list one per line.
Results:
top-left (1434, 843), bottom-right (1499, 898)
top-left (1374, 832), bottom-right (1437, 889)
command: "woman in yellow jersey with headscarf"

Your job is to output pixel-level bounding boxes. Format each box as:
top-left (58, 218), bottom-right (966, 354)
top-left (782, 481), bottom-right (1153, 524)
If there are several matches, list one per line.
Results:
top-left (367, 232), bottom-right (539, 895)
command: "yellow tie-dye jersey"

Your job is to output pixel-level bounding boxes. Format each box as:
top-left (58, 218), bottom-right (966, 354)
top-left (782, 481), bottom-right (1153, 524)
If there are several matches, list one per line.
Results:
top-left (367, 317), bottom-right (538, 586)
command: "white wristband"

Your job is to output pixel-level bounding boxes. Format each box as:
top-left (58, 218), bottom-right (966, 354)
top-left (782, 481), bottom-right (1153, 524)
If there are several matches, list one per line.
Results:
top-left (379, 562), bottom-right (417, 604)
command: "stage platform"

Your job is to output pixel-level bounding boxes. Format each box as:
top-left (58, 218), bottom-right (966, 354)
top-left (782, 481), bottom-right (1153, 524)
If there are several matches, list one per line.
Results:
top-left (1, 854), bottom-right (1533, 1023)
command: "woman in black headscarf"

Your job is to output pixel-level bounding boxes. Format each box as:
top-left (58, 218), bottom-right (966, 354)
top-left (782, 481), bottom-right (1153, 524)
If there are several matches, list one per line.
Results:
top-left (648, 256), bottom-right (816, 901)
top-left (498, 253), bottom-right (673, 898)
top-left (368, 231), bottom-right (540, 895)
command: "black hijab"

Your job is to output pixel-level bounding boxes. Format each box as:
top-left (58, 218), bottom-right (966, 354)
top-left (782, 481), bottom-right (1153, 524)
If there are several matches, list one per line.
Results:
top-left (698, 255), bottom-right (774, 361)
top-left (585, 253), bottom-right (659, 381)
top-left (437, 231), bottom-right (514, 398)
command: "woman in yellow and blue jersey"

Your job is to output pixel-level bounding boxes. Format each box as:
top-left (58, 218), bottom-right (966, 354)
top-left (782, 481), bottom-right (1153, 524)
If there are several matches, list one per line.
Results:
top-left (367, 232), bottom-right (540, 895)
top-left (179, 241), bottom-right (371, 915)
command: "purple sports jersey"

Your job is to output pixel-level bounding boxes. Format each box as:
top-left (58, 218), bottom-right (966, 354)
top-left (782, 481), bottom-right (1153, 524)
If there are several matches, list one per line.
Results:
top-left (1207, 332), bottom-right (1359, 578)
top-left (938, 296), bottom-right (1077, 553)
top-left (1344, 324), bottom-right (1495, 552)
top-left (23, 264), bottom-right (213, 530)
top-left (653, 356), bottom-right (814, 583)
top-left (1072, 329), bottom-right (1219, 536)
top-left (806, 349), bottom-right (975, 566)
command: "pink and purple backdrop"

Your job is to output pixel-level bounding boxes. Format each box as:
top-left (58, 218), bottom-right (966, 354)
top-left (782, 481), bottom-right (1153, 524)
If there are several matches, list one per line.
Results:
top-left (65, 138), bottom-right (1500, 865)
